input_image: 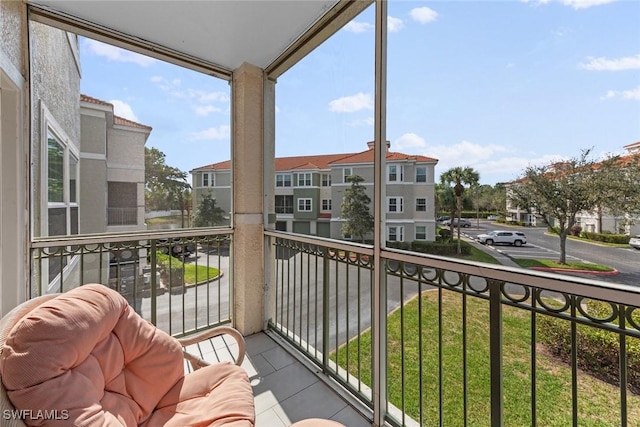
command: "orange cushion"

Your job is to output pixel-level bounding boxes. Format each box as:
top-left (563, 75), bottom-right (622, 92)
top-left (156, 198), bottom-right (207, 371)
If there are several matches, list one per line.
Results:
top-left (143, 362), bottom-right (254, 427)
top-left (0, 284), bottom-right (184, 426)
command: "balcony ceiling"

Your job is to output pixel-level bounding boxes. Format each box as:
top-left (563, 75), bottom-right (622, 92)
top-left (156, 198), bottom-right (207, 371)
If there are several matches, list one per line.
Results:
top-left (28, 0), bottom-right (344, 74)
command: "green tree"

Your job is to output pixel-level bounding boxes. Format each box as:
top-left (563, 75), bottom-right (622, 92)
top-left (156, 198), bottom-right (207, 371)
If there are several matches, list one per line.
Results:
top-left (440, 166), bottom-right (480, 254)
top-left (341, 175), bottom-right (374, 243)
top-left (145, 147), bottom-right (191, 214)
top-left (510, 149), bottom-right (598, 264)
top-left (192, 194), bottom-right (226, 227)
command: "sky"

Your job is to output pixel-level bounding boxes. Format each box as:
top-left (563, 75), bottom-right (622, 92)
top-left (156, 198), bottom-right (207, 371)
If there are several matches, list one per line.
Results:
top-left (79, 0), bottom-right (640, 186)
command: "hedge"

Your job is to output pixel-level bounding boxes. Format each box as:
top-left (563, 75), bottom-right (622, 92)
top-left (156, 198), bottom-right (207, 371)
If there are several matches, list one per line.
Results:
top-left (537, 300), bottom-right (640, 393)
top-left (581, 231), bottom-right (630, 244)
top-left (387, 240), bottom-right (471, 256)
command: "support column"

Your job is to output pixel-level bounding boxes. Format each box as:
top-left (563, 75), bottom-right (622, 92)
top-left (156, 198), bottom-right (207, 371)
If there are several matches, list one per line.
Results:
top-left (232, 63), bottom-right (265, 335)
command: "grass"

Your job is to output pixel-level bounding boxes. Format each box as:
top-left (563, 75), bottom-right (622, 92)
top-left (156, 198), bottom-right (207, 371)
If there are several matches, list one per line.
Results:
top-left (156, 252), bottom-right (219, 284)
top-left (332, 291), bottom-right (640, 426)
top-left (513, 258), bottom-right (614, 272)
top-left (145, 215), bottom-right (184, 225)
top-left (459, 243), bottom-right (501, 264)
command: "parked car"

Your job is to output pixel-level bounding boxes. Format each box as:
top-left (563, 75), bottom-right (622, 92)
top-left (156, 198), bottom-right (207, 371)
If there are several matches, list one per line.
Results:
top-left (477, 230), bottom-right (527, 247)
top-left (437, 216), bottom-right (450, 223)
top-left (487, 215), bottom-right (498, 221)
top-left (158, 238), bottom-right (196, 258)
top-left (443, 218), bottom-right (472, 228)
top-left (630, 235), bottom-right (640, 250)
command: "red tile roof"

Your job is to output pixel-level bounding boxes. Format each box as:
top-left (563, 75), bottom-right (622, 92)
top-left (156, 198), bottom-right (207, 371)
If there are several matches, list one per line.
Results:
top-left (80, 94), bottom-right (152, 131)
top-left (193, 148), bottom-right (438, 171)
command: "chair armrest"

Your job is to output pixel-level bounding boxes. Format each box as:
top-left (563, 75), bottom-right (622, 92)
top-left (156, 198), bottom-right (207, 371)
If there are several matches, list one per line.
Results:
top-left (177, 326), bottom-right (246, 369)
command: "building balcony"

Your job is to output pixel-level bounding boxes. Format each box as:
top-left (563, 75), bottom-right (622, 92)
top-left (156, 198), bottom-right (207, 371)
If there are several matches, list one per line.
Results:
top-left (107, 207), bottom-right (139, 226)
top-left (30, 229), bottom-right (640, 426)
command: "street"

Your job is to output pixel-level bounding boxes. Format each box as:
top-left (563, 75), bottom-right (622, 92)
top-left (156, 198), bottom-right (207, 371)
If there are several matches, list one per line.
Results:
top-left (463, 221), bottom-right (640, 287)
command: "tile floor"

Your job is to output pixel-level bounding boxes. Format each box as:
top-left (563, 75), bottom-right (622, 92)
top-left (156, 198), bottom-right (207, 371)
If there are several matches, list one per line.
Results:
top-left (184, 330), bottom-right (372, 427)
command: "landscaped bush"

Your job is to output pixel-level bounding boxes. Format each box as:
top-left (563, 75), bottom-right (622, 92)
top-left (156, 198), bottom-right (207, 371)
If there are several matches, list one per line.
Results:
top-left (411, 240), bottom-right (471, 256)
top-left (580, 231), bottom-right (630, 244)
top-left (156, 251), bottom-right (185, 292)
top-left (386, 241), bottom-right (411, 250)
top-left (438, 228), bottom-right (452, 240)
top-left (570, 225), bottom-right (582, 236)
top-left (538, 300), bottom-right (640, 393)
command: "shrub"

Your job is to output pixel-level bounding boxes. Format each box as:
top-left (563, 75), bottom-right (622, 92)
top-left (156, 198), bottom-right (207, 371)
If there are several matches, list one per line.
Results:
top-left (581, 231), bottom-right (630, 244)
top-left (438, 228), bottom-right (452, 241)
top-left (410, 240), bottom-right (471, 256)
top-left (570, 225), bottom-right (582, 236)
top-left (156, 251), bottom-right (185, 291)
top-left (538, 300), bottom-right (640, 393)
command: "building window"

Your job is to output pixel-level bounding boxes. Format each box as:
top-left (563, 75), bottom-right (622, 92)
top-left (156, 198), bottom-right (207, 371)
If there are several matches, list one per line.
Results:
top-left (322, 173), bottom-right (332, 187)
top-left (388, 226), bottom-right (404, 242)
top-left (343, 167), bottom-right (352, 183)
top-left (297, 172), bottom-right (312, 187)
top-left (202, 172), bottom-right (214, 187)
top-left (388, 164), bottom-right (404, 182)
top-left (42, 106), bottom-right (80, 286)
top-left (107, 182), bottom-right (137, 225)
top-left (298, 198), bottom-right (312, 212)
top-left (275, 195), bottom-right (294, 214)
top-left (321, 199), bottom-right (332, 211)
top-left (416, 167), bottom-right (427, 183)
top-left (416, 226), bottom-right (427, 240)
top-left (387, 197), bottom-right (404, 213)
top-left (276, 173), bottom-right (292, 187)
top-left (416, 198), bottom-right (427, 212)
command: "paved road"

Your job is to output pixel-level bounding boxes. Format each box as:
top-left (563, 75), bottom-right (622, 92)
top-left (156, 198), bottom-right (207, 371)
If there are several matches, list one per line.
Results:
top-left (465, 221), bottom-right (640, 287)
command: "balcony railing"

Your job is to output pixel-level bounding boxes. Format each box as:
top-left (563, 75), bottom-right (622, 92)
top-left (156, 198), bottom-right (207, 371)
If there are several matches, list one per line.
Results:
top-left (30, 229), bottom-right (232, 337)
top-left (107, 207), bottom-right (138, 226)
top-left (265, 231), bottom-right (640, 426)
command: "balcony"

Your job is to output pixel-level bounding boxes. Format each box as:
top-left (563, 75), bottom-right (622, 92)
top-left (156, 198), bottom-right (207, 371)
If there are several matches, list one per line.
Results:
top-left (107, 207), bottom-right (138, 226)
top-left (4, 1), bottom-right (639, 426)
top-left (30, 230), bottom-right (640, 426)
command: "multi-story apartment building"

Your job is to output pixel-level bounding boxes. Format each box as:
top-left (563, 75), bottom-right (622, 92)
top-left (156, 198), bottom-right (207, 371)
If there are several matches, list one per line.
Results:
top-left (191, 141), bottom-right (439, 242)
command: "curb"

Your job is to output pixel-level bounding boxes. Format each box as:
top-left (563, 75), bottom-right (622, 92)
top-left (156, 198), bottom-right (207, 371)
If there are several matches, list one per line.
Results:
top-left (528, 267), bottom-right (619, 276)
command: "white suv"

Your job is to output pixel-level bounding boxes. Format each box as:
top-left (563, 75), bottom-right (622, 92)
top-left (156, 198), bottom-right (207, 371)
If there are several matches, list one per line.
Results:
top-left (630, 235), bottom-right (640, 250)
top-left (477, 230), bottom-right (526, 247)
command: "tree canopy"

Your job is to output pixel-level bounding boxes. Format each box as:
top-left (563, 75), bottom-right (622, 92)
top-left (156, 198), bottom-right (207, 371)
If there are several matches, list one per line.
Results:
top-left (440, 166), bottom-right (480, 253)
top-left (192, 194), bottom-right (226, 227)
top-left (340, 175), bottom-right (374, 243)
top-left (145, 147), bottom-right (191, 212)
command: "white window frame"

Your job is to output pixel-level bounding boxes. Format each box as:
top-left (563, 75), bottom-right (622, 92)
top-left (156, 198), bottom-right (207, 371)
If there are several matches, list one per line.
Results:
top-left (321, 173), bottom-right (332, 187)
top-left (415, 225), bottom-right (427, 240)
top-left (387, 164), bottom-right (404, 182)
top-left (416, 166), bottom-right (427, 183)
top-left (387, 226), bottom-right (405, 242)
top-left (416, 198), bottom-right (427, 212)
top-left (343, 167), bottom-right (352, 183)
top-left (202, 172), bottom-right (214, 187)
top-left (387, 196), bottom-right (404, 213)
top-left (40, 102), bottom-right (80, 293)
top-left (297, 198), bottom-right (312, 212)
top-left (276, 173), bottom-right (292, 187)
top-left (321, 199), bottom-right (332, 211)
top-left (297, 172), bottom-right (312, 187)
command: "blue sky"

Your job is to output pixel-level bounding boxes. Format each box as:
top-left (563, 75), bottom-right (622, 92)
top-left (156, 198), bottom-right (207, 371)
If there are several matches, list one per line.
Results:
top-left (79, 0), bottom-right (640, 185)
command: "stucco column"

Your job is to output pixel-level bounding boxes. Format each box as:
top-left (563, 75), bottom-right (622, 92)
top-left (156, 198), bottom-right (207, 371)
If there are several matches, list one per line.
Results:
top-left (232, 63), bottom-right (264, 335)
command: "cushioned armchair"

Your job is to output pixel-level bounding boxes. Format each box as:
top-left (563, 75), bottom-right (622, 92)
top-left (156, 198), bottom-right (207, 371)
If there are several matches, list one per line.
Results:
top-left (0, 284), bottom-right (255, 426)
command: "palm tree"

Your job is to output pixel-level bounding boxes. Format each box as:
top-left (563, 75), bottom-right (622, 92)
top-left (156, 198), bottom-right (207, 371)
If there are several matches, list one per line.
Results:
top-left (440, 167), bottom-right (480, 254)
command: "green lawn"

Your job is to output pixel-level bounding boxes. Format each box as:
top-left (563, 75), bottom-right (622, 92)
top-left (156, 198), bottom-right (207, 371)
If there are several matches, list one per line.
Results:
top-left (514, 258), bottom-right (614, 272)
top-left (333, 291), bottom-right (639, 426)
top-left (183, 263), bottom-right (220, 284)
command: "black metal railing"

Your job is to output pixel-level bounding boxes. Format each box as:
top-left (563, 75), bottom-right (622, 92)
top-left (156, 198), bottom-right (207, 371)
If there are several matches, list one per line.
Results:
top-left (30, 229), bottom-right (232, 337)
top-left (265, 231), bottom-right (640, 427)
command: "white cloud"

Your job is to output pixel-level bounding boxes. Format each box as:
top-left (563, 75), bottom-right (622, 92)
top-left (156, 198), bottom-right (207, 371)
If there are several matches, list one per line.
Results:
top-left (344, 21), bottom-right (374, 33)
top-left (328, 92), bottom-right (373, 113)
top-left (409, 7), bottom-right (439, 24)
top-left (522, 0), bottom-right (615, 8)
top-left (194, 105), bottom-right (222, 116)
top-left (561, 0), bottom-right (616, 9)
top-left (83, 39), bottom-right (156, 67)
top-left (387, 16), bottom-right (404, 33)
top-left (579, 54), bottom-right (640, 71)
top-left (394, 133), bottom-right (427, 150)
top-left (191, 125), bottom-right (231, 141)
top-left (600, 86), bottom-right (640, 101)
top-left (109, 100), bottom-right (139, 122)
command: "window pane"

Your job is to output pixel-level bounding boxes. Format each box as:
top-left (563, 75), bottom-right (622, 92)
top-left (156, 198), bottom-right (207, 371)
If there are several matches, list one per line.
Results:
top-left (47, 134), bottom-right (64, 203)
top-left (69, 155), bottom-right (77, 203)
top-left (48, 207), bottom-right (67, 237)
